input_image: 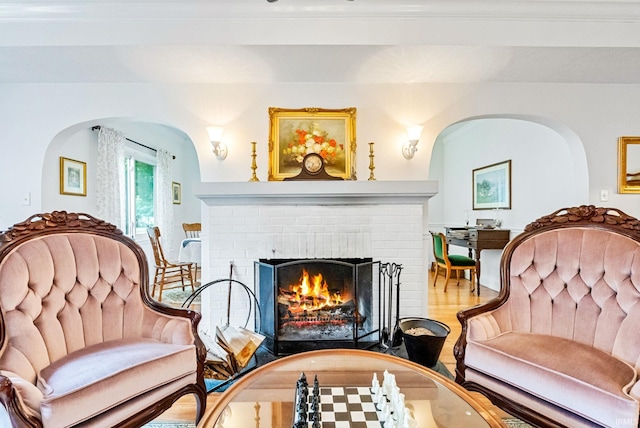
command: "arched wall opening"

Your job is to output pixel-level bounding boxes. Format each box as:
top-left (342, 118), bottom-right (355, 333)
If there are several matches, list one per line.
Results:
top-left (427, 114), bottom-right (589, 291)
top-left (42, 118), bottom-right (201, 259)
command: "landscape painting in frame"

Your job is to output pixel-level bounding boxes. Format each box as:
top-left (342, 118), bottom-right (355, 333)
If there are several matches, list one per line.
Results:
top-left (473, 160), bottom-right (512, 210)
top-left (268, 107), bottom-right (356, 181)
top-left (60, 157), bottom-right (87, 196)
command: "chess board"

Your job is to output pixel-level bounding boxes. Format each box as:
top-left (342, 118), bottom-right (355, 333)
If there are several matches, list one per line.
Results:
top-left (305, 386), bottom-right (384, 428)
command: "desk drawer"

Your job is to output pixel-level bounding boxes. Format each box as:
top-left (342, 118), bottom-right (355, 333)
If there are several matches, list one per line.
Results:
top-left (468, 229), bottom-right (510, 242)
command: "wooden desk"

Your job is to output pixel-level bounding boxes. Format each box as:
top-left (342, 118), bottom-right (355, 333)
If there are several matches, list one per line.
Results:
top-left (198, 349), bottom-right (505, 427)
top-left (445, 227), bottom-right (510, 295)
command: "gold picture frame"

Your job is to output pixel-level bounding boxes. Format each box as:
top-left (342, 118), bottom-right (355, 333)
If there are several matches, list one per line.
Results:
top-left (172, 182), bottom-right (181, 204)
top-left (268, 107), bottom-right (356, 181)
top-left (60, 157), bottom-right (87, 196)
top-left (618, 136), bottom-right (640, 194)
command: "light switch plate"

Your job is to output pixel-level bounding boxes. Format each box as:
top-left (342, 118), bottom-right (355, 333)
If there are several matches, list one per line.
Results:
top-left (600, 189), bottom-right (609, 202)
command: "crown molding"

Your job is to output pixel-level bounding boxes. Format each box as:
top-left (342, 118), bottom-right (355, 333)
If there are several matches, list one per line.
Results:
top-left (2, 1), bottom-right (640, 23)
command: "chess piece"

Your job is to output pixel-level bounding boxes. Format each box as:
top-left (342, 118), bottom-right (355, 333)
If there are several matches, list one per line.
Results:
top-left (310, 397), bottom-right (320, 428)
top-left (293, 372), bottom-right (308, 427)
top-left (403, 412), bottom-right (418, 428)
top-left (310, 394), bottom-right (319, 414)
top-left (382, 404), bottom-right (392, 424)
top-left (299, 372), bottom-right (308, 388)
top-left (382, 370), bottom-right (394, 396)
top-left (296, 395), bottom-right (308, 415)
top-left (375, 387), bottom-right (386, 408)
top-left (371, 372), bottom-right (379, 393)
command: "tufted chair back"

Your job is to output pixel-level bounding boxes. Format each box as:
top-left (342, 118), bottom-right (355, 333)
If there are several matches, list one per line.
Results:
top-left (493, 207), bottom-right (640, 369)
top-left (0, 213), bottom-right (157, 386)
top-left (495, 227), bottom-right (640, 368)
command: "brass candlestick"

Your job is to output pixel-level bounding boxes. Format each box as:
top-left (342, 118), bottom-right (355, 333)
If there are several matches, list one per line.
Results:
top-left (249, 141), bottom-right (259, 182)
top-left (368, 141), bottom-right (376, 181)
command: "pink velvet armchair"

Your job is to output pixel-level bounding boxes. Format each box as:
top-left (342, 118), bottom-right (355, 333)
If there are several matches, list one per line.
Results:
top-left (455, 206), bottom-right (640, 427)
top-left (0, 212), bottom-right (207, 427)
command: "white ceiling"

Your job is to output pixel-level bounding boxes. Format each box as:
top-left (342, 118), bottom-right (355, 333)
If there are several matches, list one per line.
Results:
top-left (2, 0), bottom-right (640, 84)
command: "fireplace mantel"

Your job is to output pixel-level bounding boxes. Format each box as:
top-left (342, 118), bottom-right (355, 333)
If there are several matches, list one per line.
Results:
top-left (194, 180), bottom-right (438, 205)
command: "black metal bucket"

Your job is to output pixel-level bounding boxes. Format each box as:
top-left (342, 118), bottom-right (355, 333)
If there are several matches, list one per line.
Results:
top-left (399, 318), bottom-right (450, 368)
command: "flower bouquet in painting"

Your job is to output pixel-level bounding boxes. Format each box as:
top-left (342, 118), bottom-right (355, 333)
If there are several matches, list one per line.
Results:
top-left (282, 122), bottom-right (345, 168)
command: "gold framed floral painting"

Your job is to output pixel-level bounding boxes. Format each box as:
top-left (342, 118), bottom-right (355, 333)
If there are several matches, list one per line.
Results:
top-left (268, 107), bottom-right (356, 181)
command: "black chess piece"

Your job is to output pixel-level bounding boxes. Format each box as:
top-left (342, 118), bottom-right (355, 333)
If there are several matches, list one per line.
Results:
top-left (296, 393), bottom-right (308, 415)
top-left (310, 394), bottom-right (319, 413)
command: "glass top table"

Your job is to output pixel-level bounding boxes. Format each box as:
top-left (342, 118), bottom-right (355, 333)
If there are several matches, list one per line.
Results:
top-left (198, 349), bottom-right (505, 427)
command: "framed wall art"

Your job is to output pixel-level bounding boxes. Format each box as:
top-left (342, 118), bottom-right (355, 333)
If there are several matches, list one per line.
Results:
top-left (618, 136), bottom-right (640, 194)
top-left (172, 182), bottom-right (181, 204)
top-left (59, 157), bottom-right (87, 196)
top-left (268, 107), bottom-right (356, 181)
top-left (472, 160), bottom-right (512, 210)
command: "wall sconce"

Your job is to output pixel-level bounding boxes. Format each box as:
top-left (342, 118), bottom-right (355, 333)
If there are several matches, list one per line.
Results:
top-left (206, 126), bottom-right (228, 160)
top-left (402, 125), bottom-right (423, 159)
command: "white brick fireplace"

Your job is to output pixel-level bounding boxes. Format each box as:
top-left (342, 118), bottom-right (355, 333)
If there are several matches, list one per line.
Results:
top-left (194, 180), bottom-right (438, 335)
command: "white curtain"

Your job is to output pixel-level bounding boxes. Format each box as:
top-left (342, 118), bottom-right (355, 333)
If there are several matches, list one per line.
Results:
top-left (96, 127), bottom-right (125, 228)
top-left (156, 149), bottom-right (176, 259)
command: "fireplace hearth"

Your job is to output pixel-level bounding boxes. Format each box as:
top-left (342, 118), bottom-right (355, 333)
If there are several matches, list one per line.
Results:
top-left (255, 258), bottom-right (382, 355)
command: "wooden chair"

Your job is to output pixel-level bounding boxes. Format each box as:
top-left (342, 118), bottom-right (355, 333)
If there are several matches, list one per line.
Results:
top-left (431, 231), bottom-right (476, 292)
top-left (183, 222), bottom-right (201, 238)
top-left (147, 226), bottom-right (195, 302)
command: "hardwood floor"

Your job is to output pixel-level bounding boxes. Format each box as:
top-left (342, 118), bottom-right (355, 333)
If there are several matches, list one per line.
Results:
top-left (153, 271), bottom-right (510, 423)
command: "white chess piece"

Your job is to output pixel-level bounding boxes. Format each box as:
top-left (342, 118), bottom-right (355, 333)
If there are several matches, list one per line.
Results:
top-left (394, 392), bottom-right (405, 414)
top-left (375, 388), bottom-right (385, 408)
top-left (371, 372), bottom-right (379, 394)
top-left (395, 402), bottom-right (405, 422)
top-left (382, 403), bottom-right (392, 422)
top-left (403, 411), bottom-right (418, 428)
top-left (382, 369), bottom-right (391, 395)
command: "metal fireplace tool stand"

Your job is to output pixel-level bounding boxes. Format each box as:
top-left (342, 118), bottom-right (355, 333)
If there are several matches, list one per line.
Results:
top-left (379, 262), bottom-right (404, 350)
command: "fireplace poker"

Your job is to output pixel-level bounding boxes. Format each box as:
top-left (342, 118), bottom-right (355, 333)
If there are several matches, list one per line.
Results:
top-left (226, 261), bottom-right (233, 327)
top-left (390, 263), bottom-right (404, 347)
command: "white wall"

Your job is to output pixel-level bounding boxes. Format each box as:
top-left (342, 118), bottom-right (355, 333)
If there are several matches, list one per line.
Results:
top-left (1, 81), bottom-right (640, 240)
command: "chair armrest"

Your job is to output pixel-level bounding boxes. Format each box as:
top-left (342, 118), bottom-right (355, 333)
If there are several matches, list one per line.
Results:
top-left (454, 296), bottom-right (508, 382)
top-left (0, 373), bottom-right (43, 428)
top-left (141, 300), bottom-right (208, 366)
top-left (467, 312), bottom-right (503, 341)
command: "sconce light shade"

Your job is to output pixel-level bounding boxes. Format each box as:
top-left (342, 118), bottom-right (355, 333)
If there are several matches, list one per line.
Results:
top-left (206, 126), bottom-right (228, 160)
top-left (402, 125), bottom-right (423, 159)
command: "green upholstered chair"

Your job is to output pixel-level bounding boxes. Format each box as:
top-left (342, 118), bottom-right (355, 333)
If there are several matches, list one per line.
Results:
top-left (431, 232), bottom-right (476, 292)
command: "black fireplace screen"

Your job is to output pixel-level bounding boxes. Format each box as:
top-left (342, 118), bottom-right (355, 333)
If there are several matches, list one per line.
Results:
top-left (255, 258), bottom-right (381, 355)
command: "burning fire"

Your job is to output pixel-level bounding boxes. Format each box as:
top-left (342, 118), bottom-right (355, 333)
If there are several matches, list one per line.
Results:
top-left (291, 268), bottom-right (343, 311)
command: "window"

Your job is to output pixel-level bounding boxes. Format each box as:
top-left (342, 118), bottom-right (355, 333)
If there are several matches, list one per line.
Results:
top-left (124, 151), bottom-right (156, 237)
